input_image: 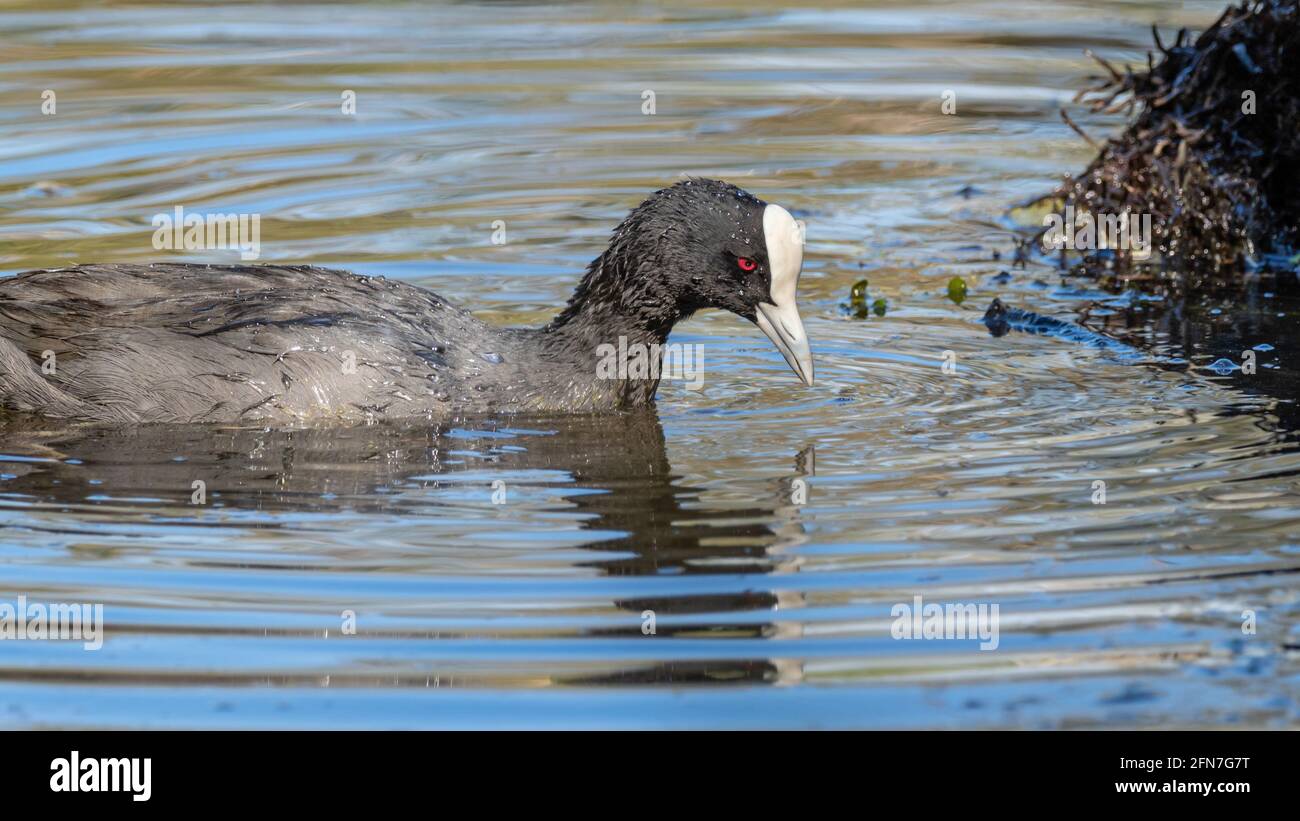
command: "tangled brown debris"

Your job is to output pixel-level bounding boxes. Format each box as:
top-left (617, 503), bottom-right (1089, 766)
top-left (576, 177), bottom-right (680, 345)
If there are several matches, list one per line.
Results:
top-left (1048, 0), bottom-right (1299, 281)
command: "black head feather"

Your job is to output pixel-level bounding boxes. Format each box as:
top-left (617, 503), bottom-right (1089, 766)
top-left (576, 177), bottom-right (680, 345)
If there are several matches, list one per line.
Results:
top-left (548, 178), bottom-right (777, 343)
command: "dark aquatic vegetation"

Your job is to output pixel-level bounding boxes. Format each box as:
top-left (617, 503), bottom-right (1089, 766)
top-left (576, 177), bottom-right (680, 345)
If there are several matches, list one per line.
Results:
top-left (0, 180), bottom-right (813, 425)
top-left (1044, 0), bottom-right (1300, 275)
top-left (981, 297), bottom-right (1145, 360)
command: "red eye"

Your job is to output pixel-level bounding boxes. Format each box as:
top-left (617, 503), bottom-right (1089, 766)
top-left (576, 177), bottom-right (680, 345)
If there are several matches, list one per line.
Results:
top-left (737, 257), bottom-right (757, 272)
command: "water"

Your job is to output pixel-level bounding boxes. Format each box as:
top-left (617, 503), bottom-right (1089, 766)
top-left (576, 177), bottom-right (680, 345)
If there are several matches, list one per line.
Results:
top-left (1, 0), bottom-right (1297, 728)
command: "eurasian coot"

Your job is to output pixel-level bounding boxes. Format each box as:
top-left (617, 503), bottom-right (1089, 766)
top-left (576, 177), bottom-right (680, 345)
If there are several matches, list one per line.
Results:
top-left (0, 178), bottom-right (812, 425)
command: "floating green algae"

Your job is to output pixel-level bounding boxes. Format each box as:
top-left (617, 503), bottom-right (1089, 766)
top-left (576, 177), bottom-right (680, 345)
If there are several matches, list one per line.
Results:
top-left (848, 278), bottom-right (870, 318)
top-left (947, 276), bottom-right (968, 305)
top-left (845, 278), bottom-right (888, 318)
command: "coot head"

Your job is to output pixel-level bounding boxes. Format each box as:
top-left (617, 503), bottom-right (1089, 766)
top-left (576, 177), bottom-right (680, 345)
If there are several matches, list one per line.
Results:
top-left (553, 178), bottom-right (815, 386)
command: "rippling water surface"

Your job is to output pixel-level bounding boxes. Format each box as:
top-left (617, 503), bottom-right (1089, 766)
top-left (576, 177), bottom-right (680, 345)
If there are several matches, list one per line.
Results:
top-left (1, 0), bottom-right (1298, 728)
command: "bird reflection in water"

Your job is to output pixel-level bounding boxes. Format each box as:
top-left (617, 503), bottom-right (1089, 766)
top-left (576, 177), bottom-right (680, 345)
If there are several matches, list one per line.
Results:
top-left (0, 410), bottom-right (816, 686)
